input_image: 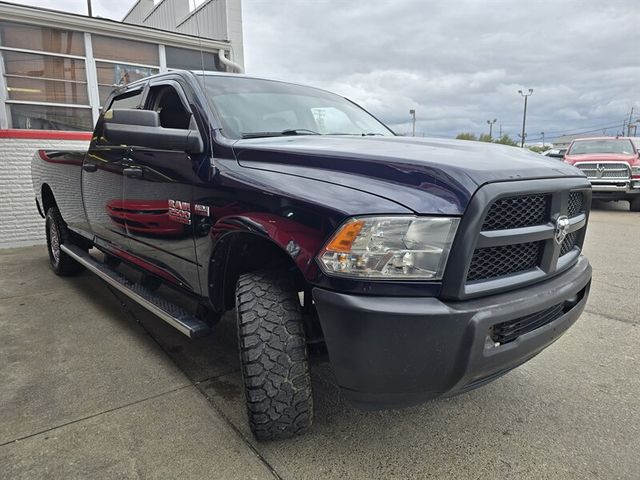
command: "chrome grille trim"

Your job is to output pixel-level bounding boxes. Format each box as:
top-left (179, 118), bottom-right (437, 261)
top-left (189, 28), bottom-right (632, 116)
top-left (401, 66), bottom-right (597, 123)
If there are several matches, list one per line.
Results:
top-left (575, 162), bottom-right (630, 180)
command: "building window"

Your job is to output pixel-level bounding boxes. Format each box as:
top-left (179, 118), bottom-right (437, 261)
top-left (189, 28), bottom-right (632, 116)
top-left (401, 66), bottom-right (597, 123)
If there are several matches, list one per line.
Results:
top-left (165, 46), bottom-right (223, 71)
top-left (96, 62), bottom-right (158, 105)
top-left (92, 35), bottom-right (159, 65)
top-left (8, 104), bottom-right (93, 131)
top-left (0, 21), bottom-right (84, 56)
top-left (3, 51), bottom-right (89, 104)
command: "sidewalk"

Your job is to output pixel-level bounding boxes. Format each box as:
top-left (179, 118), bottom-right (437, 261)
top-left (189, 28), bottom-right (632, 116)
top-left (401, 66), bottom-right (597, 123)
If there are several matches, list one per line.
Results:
top-left (0, 246), bottom-right (276, 480)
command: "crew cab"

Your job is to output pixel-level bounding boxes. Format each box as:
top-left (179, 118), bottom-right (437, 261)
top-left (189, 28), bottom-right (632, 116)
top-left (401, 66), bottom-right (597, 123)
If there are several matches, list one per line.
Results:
top-left (563, 136), bottom-right (640, 211)
top-left (32, 71), bottom-right (592, 439)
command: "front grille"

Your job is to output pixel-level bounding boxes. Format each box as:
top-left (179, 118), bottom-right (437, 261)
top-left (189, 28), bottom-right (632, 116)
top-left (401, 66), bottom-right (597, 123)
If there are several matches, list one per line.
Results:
top-left (482, 194), bottom-right (549, 230)
top-left (575, 162), bottom-right (630, 179)
top-left (442, 179), bottom-right (591, 300)
top-left (490, 303), bottom-right (564, 344)
top-left (567, 191), bottom-right (584, 217)
top-left (560, 231), bottom-right (577, 256)
top-left (467, 241), bottom-right (543, 282)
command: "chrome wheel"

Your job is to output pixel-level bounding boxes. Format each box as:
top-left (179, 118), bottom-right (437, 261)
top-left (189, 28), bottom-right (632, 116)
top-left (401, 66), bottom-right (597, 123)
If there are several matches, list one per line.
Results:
top-left (48, 215), bottom-right (61, 267)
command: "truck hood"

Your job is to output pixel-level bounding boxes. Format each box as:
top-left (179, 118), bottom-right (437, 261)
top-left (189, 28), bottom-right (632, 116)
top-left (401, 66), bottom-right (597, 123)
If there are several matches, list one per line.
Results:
top-left (233, 136), bottom-right (585, 215)
top-left (564, 153), bottom-right (638, 164)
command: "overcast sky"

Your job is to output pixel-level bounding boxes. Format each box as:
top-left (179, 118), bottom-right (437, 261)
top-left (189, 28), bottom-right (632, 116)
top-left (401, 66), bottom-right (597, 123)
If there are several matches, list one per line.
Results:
top-left (15, 0), bottom-right (640, 142)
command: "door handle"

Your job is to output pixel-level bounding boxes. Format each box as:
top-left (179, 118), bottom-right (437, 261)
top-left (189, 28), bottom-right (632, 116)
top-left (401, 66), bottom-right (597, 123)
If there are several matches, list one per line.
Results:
top-left (82, 163), bottom-right (97, 173)
top-left (123, 167), bottom-right (143, 178)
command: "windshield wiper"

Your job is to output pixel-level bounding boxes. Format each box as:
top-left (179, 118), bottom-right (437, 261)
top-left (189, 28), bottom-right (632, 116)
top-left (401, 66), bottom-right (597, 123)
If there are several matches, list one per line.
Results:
top-left (281, 128), bottom-right (320, 136)
top-left (241, 129), bottom-right (320, 139)
top-left (327, 132), bottom-right (386, 136)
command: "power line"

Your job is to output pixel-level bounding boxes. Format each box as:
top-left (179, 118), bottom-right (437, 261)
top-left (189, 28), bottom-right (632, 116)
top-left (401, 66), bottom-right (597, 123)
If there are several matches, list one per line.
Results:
top-left (525, 123), bottom-right (626, 142)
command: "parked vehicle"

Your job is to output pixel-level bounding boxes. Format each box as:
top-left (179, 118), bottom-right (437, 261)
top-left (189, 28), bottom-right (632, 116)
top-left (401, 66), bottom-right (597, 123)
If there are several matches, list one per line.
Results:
top-left (543, 148), bottom-right (567, 159)
top-left (32, 71), bottom-right (593, 439)
top-left (563, 137), bottom-right (640, 211)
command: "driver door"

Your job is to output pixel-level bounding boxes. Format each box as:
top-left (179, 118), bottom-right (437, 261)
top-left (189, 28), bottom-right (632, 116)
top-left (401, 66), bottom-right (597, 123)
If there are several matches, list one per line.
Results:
top-left (121, 79), bottom-right (203, 292)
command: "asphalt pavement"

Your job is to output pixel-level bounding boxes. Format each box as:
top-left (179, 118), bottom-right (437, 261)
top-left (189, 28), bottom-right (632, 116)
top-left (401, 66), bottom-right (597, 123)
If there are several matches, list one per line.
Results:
top-left (1, 201), bottom-right (638, 479)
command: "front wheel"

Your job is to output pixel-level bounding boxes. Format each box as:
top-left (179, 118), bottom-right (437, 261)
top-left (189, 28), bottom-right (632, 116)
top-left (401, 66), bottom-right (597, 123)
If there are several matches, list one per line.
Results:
top-left (45, 207), bottom-right (85, 276)
top-left (235, 270), bottom-right (313, 440)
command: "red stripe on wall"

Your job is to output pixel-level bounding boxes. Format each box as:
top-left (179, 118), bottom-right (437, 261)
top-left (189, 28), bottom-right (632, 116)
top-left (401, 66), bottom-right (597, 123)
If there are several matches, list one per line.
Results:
top-left (0, 129), bottom-right (92, 141)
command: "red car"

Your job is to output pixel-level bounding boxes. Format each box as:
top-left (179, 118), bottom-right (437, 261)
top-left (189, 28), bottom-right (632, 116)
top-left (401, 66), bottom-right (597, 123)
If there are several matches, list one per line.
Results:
top-left (564, 137), bottom-right (640, 211)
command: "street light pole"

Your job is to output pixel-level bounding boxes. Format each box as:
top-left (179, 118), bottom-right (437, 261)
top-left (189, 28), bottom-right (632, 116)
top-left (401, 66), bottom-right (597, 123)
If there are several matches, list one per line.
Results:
top-left (518, 88), bottom-right (533, 148)
top-left (541, 131), bottom-right (545, 148)
top-left (87, 0), bottom-right (93, 16)
top-left (486, 118), bottom-right (497, 139)
top-left (409, 109), bottom-right (416, 137)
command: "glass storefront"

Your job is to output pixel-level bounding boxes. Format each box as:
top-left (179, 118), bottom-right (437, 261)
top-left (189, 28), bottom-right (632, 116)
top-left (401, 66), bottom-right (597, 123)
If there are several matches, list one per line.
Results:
top-left (0, 20), bottom-right (223, 131)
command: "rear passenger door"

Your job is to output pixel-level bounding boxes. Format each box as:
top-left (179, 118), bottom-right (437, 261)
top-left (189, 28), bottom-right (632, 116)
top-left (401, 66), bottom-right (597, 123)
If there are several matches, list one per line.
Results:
top-left (121, 78), bottom-right (203, 292)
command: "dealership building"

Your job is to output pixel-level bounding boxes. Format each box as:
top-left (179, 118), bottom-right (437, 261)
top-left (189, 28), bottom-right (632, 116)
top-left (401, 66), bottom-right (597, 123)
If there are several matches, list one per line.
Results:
top-left (0, 0), bottom-right (244, 247)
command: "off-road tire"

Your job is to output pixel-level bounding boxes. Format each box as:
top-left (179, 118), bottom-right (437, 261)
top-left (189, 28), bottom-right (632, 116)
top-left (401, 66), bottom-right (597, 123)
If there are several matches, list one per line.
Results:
top-left (45, 207), bottom-right (85, 276)
top-left (630, 197), bottom-right (640, 212)
top-left (235, 270), bottom-right (313, 440)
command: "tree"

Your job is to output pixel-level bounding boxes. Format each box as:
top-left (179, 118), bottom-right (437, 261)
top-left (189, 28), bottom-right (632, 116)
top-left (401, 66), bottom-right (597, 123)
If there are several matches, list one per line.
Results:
top-left (528, 145), bottom-right (549, 153)
top-left (478, 133), bottom-right (493, 143)
top-left (494, 134), bottom-right (519, 147)
top-left (456, 132), bottom-right (477, 141)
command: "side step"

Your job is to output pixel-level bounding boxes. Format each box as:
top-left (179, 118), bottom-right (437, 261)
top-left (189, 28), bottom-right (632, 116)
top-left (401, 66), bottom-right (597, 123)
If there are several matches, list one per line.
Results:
top-left (60, 244), bottom-right (211, 338)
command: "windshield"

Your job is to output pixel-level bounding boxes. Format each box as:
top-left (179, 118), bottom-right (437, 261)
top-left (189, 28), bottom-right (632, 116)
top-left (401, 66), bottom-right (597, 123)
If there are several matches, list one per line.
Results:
top-left (199, 75), bottom-right (394, 139)
top-left (568, 139), bottom-right (635, 155)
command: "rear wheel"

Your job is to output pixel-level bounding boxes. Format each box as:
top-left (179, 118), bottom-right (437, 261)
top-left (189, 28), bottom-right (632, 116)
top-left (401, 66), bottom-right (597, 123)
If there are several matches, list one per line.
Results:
top-left (630, 197), bottom-right (640, 212)
top-left (45, 207), bottom-right (85, 276)
top-left (235, 270), bottom-right (313, 440)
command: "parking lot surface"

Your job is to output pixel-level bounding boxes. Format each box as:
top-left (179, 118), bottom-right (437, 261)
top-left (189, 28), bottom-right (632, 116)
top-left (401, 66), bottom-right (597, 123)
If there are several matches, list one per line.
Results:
top-left (1, 202), bottom-right (639, 479)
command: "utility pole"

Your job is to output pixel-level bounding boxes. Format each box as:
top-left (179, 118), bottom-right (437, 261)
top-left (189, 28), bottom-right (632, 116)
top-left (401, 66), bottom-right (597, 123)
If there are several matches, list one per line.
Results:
top-left (87, 0), bottom-right (93, 16)
top-left (627, 108), bottom-right (634, 136)
top-left (499, 124), bottom-right (502, 138)
top-left (486, 118), bottom-right (497, 139)
top-left (518, 133), bottom-right (527, 146)
top-left (409, 109), bottom-right (416, 137)
top-left (518, 88), bottom-right (533, 148)
top-left (541, 131), bottom-right (545, 148)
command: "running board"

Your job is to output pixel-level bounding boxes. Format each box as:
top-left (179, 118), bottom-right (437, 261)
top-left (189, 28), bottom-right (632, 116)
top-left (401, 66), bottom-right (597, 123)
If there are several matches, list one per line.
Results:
top-left (60, 244), bottom-right (211, 338)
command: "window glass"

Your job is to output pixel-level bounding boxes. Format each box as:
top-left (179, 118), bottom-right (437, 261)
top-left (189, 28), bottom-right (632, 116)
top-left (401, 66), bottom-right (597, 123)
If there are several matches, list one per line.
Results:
top-left (96, 62), bottom-right (157, 105)
top-left (92, 35), bottom-right (159, 65)
top-left (6, 76), bottom-right (88, 104)
top-left (8, 104), bottom-right (93, 131)
top-left (201, 75), bottom-right (393, 139)
top-left (569, 139), bottom-right (635, 155)
top-left (2, 51), bottom-right (88, 105)
top-left (0, 21), bottom-right (84, 56)
top-left (3, 51), bottom-right (86, 82)
top-left (109, 90), bottom-right (144, 110)
top-left (165, 46), bottom-right (223, 71)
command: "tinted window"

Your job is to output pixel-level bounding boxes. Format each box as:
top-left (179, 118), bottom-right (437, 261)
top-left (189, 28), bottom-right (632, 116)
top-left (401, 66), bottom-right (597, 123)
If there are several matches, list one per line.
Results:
top-left (165, 46), bottom-right (223, 71)
top-left (0, 21), bottom-right (84, 56)
top-left (109, 90), bottom-right (144, 110)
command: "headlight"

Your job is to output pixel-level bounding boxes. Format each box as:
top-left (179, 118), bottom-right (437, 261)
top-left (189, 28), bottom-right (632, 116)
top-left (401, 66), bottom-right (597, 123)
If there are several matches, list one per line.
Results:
top-left (631, 165), bottom-right (640, 177)
top-left (318, 216), bottom-right (459, 280)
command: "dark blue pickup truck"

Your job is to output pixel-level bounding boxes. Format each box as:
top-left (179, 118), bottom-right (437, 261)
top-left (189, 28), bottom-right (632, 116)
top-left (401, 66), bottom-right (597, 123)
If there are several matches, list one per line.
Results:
top-left (32, 71), bottom-right (592, 440)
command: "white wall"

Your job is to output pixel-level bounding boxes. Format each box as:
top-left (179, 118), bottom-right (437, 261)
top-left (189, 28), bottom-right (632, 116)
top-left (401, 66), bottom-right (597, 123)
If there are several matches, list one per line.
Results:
top-left (0, 137), bottom-right (89, 248)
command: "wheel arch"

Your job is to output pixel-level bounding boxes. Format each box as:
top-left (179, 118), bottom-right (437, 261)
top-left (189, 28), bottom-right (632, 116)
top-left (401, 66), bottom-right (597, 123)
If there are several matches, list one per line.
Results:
top-left (41, 183), bottom-right (58, 214)
top-left (208, 229), bottom-right (312, 313)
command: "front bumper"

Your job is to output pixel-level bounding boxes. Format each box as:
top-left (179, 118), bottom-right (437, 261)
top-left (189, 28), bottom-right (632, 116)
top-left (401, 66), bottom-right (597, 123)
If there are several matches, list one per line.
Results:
top-left (590, 180), bottom-right (640, 200)
top-left (313, 255), bottom-right (592, 409)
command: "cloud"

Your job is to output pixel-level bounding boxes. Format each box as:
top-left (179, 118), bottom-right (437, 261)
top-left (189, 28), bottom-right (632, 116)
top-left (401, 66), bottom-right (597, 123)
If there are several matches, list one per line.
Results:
top-left (14, 0), bottom-right (640, 142)
top-left (243, 0), bottom-right (640, 141)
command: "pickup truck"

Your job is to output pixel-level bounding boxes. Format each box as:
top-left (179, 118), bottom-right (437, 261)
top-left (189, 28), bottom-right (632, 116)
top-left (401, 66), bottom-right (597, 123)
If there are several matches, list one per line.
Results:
top-left (32, 71), bottom-right (592, 440)
top-left (563, 136), bottom-right (640, 211)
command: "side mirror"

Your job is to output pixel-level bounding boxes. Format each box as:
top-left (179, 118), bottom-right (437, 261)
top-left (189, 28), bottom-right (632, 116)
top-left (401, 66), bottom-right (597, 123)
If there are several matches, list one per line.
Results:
top-left (103, 109), bottom-right (204, 154)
